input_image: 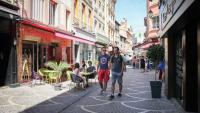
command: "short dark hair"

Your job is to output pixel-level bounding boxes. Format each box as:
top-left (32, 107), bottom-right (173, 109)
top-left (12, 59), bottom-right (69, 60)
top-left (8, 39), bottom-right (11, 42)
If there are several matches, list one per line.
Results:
top-left (101, 47), bottom-right (106, 50)
top-left (88, 61), bottom-right (92, 64)
top-left (74, 63), bottom-right (80, 68)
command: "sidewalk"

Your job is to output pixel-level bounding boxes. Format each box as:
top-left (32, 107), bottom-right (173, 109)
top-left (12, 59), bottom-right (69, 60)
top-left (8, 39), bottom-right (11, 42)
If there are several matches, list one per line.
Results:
top-left (0, 81), bottom-right (96, 113)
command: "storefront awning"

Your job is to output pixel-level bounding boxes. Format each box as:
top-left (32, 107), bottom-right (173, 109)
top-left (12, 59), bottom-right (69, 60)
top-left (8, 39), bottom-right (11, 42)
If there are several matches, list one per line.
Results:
top-left (55, 32), bottom-right (95, 45)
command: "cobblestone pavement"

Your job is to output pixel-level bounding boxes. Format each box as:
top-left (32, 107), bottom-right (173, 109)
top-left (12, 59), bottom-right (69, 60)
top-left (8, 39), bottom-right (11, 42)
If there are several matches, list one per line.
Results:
top-left (0, 67), bottom-right (185, 113)
top-left (61, 67), bottom-right (184, 113)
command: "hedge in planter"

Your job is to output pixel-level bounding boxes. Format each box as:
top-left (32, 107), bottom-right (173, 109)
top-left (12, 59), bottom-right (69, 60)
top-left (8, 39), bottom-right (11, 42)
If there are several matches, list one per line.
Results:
top-left (146, 44), bottom-right (164, 98)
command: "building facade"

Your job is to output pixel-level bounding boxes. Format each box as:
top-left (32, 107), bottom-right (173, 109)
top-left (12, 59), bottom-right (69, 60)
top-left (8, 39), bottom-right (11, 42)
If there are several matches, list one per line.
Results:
top-left (159, 0), bottom-right (200, 112)
top-left (114, 21), bottom-right (120, 47)
top-left (93, 0), bottom-right (109, 58)
top-left (17, 0), bottom-right (75, 83)
top-left (105, 0), bottom-right (116, 45)
top-left (72, 0), bottom-right (96, 63)
top-left (119, 19), bottom-right (133, 55)
top-left (0, 0), bottom-right (20, 86)
top-left (141, 0), bottom-right (160, 52)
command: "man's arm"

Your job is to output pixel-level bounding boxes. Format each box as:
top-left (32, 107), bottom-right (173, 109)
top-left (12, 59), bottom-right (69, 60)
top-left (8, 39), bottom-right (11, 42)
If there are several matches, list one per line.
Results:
top-left (96, 61), bottom-right (99, 72)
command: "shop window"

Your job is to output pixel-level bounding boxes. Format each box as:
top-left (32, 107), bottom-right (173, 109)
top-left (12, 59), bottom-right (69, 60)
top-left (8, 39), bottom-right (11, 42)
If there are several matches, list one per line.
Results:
top-left (49, 0), bottom-right (57, 25)
top-left (31, 0), bottom-right (44, 22)
top-left (88, 52), bottom-right (91, 60)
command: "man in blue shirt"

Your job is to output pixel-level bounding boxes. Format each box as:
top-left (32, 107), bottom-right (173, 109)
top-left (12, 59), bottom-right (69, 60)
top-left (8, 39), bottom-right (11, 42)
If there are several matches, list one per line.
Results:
top-left (109, 47), bottom-right (125, 100)
top-left (97, 47), bottom-right (110, 94)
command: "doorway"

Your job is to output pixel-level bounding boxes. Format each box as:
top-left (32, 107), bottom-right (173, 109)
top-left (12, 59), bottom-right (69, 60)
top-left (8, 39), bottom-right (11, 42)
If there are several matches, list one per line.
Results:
top-left (22, 41), bottom-right (42, 82)
top-left (0, 17), bottom-right (17, 86)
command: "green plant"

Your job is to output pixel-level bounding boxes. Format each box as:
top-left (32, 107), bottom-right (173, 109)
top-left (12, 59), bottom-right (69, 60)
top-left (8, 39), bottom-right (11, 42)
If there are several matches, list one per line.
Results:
top-left (44, 61), bottom-right (70, 83)
top-left (147, 45), bottom-right (164, 80)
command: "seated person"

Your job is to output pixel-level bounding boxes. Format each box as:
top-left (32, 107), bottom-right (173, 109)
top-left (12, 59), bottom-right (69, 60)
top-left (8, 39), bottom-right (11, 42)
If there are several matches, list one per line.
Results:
top-left (86, 61), bottom-right (96, 78)
top-left (73, 63), bottom-right (87, 87)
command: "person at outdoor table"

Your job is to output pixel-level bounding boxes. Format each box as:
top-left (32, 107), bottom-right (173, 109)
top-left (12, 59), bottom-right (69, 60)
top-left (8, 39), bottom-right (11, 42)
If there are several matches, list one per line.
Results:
top-left (87, 61), bottom-right (96, 74)
top-left (73, 63), bottom-right (87, 87)
top-left (81, 60), bottom-right (87, 72)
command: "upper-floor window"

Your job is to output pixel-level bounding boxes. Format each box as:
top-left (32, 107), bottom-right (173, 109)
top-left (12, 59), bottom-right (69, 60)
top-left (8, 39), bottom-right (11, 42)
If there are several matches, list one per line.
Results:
top-left (99, 1), bottom-right (101, 8)
top-left (99, 23), bottom-right (101, 29)
top-left (31, 0), bottom-right (44, 22)
top-left (66, 11), bottom-right (70, 30)
top-left (49, 0), bottom-right (57, 25)
top-left (152, 16), bottom-right (159, 29)
top-left (82, 3), bottom-right (85, 20)
top-left (102, 5), bottom-right (104, 12)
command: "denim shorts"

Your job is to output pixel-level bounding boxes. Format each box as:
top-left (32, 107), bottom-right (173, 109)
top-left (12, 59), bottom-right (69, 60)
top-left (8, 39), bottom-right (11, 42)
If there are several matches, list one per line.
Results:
top-left (111, 71), bottom-right (123, 84)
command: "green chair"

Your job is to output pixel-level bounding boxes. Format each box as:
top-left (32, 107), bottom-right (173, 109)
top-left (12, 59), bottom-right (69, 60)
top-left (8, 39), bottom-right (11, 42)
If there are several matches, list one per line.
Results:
top-left (38, 68), bottom-right (48, 82)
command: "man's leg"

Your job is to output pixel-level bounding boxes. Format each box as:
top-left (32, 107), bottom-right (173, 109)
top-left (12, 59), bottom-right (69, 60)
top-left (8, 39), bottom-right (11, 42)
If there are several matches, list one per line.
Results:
top-left (98, 70), bottom-right (104, 92)
top-left (118, 74), bottom-right (123, 97)
top-left (109, 74), bottom-right (116, 100)
top-left (103, 70), bottom-right (110, 91)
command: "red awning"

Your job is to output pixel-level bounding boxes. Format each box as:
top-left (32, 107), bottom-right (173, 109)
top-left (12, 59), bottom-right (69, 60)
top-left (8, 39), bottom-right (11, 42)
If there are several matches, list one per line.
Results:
top-left (55, 32), bottom-right (95, 45)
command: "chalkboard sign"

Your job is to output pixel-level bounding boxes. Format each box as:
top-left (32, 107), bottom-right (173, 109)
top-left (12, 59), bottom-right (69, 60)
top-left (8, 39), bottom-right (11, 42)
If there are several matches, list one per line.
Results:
top-left (176, 49), bottom-right (183, 86)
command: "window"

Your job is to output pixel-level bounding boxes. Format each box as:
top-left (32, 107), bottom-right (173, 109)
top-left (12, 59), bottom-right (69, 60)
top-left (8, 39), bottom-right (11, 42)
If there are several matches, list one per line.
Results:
top-left (31, 0), bottom-right (44, 21)
top-left (99, 1), bottom-right (101, 8)
top-left (152, 16), bottom-right (159, 29)
top-left (66, 11), bottom-right (70, 30)
top-left (94, 20), bottom-right (97, 32)
top-left (49, 0), bottom-right (56, 25)
top-left (88, 9), bottom-right (92, 31)
top-left (82, 3), bottom-right (85, 23)
top-left (99, 23), bottom-right (101, 29)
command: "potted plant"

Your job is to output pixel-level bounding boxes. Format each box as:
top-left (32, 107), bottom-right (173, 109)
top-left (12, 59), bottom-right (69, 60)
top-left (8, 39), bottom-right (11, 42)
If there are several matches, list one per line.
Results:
top-left (146, 44), bottom-right (164, 98)
top-left (44, 61), bottom-right (69, 90)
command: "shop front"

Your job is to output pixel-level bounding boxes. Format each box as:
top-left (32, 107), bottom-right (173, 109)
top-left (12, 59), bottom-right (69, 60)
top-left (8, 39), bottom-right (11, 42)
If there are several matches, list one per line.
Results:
top-left (0, 0), bottom-right (19, 86)
top-left (18, 20), bottom-right (72, 83)
top-left (159, 0), bottom-right (199, 112)
top-left (73, 27), bottom-right (96, 63)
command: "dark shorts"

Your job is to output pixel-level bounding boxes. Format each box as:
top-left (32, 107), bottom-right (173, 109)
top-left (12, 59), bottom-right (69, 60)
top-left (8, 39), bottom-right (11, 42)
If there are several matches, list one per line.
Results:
top-left (112, 72), bottom-right (123, 84)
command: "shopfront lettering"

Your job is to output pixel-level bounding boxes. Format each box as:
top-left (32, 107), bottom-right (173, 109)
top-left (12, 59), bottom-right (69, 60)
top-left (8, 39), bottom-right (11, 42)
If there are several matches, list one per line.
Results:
top-left (160, 0), bottom-right (184, 30)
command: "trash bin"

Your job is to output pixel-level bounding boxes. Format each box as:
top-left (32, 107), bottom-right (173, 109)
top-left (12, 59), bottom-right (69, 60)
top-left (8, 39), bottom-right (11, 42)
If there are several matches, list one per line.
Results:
top-left (150, 81), bottom-right (162, 98)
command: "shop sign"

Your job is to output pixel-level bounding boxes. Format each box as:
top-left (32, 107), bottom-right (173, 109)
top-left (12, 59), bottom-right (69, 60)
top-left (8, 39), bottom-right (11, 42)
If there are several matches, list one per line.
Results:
top-left (160, 0), bottom-right (185, 30)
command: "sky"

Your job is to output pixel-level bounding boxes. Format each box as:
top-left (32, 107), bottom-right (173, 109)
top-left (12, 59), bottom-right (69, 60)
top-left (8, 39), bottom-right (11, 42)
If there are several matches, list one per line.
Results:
top-left (115, 0), bottom-right (146, 43)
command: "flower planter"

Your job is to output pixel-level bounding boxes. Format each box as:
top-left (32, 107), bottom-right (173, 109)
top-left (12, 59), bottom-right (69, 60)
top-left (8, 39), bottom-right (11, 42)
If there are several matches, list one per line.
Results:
top-left (150, 81), bottom-right (162, 98)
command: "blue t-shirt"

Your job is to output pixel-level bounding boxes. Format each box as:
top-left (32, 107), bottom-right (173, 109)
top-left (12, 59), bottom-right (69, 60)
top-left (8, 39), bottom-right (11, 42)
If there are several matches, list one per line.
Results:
top-left (111, 55), bottom-right (123, 73)
top-left (98, 54), bottom-right (110, 70)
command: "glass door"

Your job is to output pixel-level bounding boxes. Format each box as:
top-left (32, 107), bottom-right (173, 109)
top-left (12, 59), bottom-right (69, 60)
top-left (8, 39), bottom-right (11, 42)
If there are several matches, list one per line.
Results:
top-left (175, 31), bottom-right (184, 105)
